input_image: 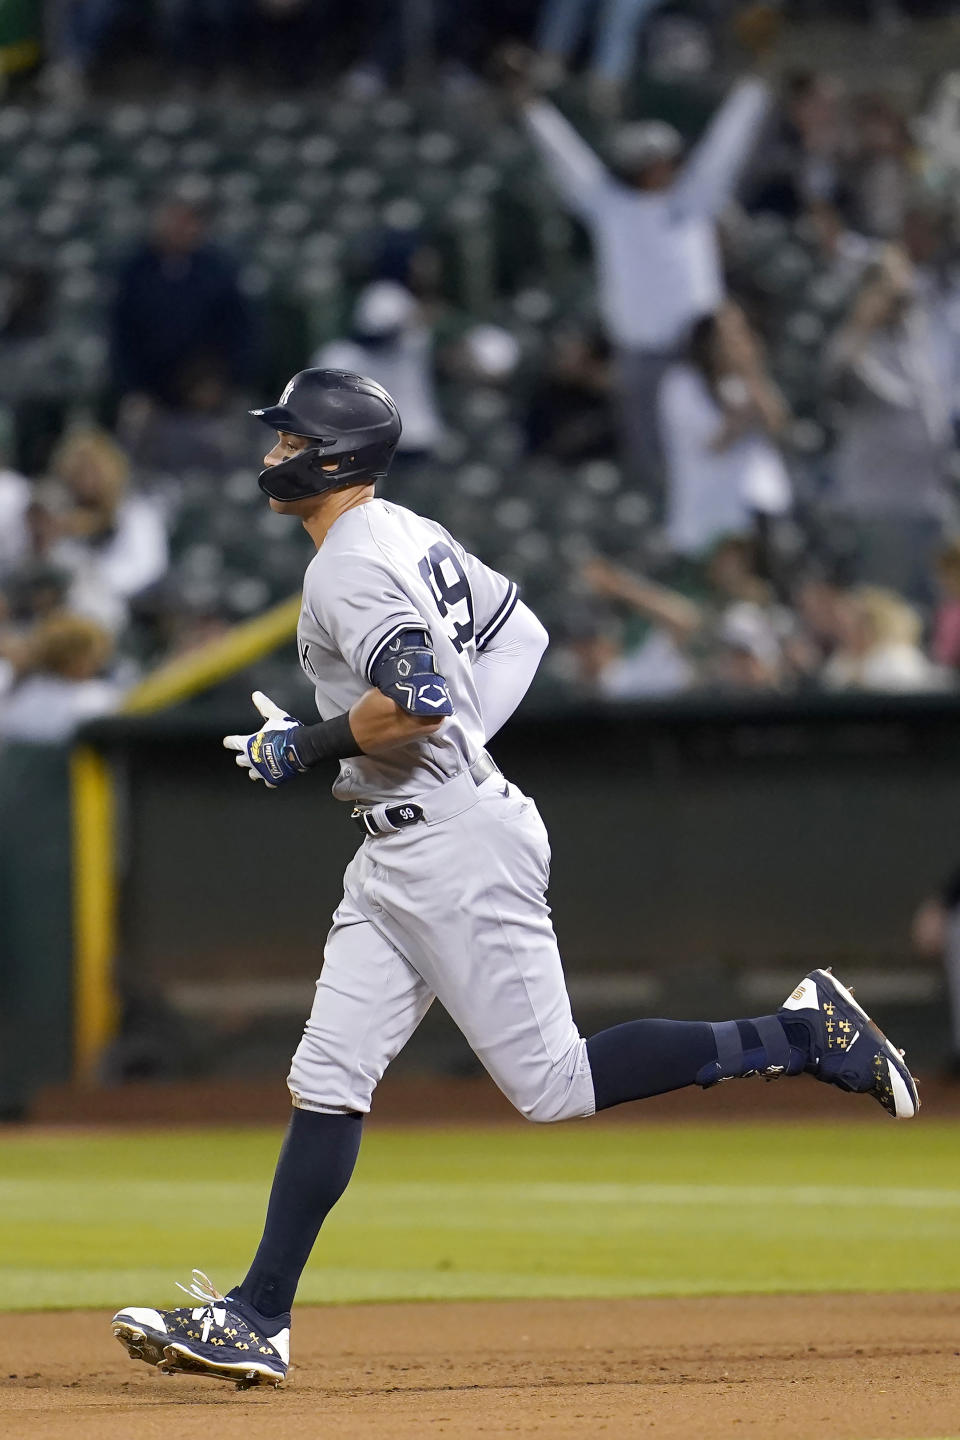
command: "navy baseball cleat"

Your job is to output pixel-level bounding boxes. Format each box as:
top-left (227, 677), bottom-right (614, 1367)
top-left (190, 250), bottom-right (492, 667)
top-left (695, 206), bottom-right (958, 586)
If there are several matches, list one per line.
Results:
top-left (780, 969), bottom-right (919, 1118)
top-left (111, 1271), bottom-right (289, 1388)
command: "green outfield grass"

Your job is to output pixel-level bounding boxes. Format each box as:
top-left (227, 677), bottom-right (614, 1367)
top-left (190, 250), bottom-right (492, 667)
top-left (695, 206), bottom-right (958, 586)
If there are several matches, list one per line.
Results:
top-left (1, 1120), bottom-right (959, 1311)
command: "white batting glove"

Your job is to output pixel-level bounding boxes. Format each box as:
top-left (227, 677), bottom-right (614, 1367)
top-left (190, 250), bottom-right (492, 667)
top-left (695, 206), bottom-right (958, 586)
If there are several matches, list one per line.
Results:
top-left (222, 690), bottom-right (303, 789)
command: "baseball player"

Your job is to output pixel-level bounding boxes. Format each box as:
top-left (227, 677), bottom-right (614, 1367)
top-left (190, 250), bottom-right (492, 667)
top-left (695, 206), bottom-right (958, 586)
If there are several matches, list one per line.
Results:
top-left (112, 369), bottom-right (919, 1389)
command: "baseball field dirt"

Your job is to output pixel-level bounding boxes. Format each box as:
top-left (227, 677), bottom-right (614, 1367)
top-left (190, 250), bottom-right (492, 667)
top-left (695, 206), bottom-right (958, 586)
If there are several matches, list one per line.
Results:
top-left (1, 1293), bottom-right (958, 1440)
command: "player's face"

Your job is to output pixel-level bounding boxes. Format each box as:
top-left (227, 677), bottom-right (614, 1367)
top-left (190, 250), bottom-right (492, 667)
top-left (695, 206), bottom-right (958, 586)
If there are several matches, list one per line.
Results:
top-left (262, 432), bottom-right (343, 515)
top-left (263, 431), bottom-right (310, 469)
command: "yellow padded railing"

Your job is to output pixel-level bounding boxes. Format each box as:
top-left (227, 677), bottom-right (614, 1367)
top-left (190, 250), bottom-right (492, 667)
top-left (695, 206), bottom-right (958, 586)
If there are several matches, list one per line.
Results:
top-left (120, 592), bottom-right (301, 716)
top-left (71, 746), bottom-right (120, 1084)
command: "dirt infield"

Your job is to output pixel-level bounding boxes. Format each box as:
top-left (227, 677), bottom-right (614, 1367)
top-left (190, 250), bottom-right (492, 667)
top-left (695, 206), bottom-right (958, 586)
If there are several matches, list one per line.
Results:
top-left (2, 1293), bottom-right (959, 1440)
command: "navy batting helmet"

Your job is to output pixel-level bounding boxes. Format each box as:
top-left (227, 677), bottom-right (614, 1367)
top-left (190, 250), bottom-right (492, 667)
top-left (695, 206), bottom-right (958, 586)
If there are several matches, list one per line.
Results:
top-left (250, 369), bottom-right (402, 502)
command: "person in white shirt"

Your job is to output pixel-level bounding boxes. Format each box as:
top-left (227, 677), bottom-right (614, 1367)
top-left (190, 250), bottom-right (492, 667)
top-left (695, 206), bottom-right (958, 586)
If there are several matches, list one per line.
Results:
top-left (0, 611), bottom-right (123, 743)
top-left (45, 427), bottom-right (169, 634)
top-left (660, 302), bottom-right (792, 558)
top-left (0, 467), bottom-right (30, 578)
top-left (509, 49), bottom-right (771, 494)
top-left (825, 243), bottom-right (956, 605)
top-left (312, 282), bottom-right (443, 473)
top-left (821, 586), bottom-right (950, 694)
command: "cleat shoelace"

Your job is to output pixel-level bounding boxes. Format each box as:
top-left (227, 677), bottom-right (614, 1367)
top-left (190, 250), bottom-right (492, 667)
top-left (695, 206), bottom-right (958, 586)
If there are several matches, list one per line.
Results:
top-left (174, 1270), bottom-right (229, 1345)
top-left (175, 1269), bottom-right (225, 1307)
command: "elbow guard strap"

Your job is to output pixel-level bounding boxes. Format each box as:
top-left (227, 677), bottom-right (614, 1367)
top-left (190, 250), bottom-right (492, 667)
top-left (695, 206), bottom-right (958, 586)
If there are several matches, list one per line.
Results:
top-left (370, 628), bottom-right (454, 717)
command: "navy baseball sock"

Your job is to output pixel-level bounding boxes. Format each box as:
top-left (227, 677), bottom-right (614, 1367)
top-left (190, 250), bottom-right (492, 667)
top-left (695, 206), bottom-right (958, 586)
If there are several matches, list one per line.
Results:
top-left (587, 1016), bottom-right (812, 1111)
top-left (231, 1108), bottom-right (363, 1319)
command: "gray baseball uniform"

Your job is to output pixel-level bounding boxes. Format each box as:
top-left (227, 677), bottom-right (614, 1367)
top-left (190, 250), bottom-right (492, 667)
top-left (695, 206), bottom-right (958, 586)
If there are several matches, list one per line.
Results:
top-left (287, 498), bottom-right (596, 1123)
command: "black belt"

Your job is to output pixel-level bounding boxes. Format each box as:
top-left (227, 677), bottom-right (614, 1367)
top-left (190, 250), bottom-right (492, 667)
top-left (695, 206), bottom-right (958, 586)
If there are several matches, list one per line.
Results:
top-left (351, 753), bottom-right (499, 838)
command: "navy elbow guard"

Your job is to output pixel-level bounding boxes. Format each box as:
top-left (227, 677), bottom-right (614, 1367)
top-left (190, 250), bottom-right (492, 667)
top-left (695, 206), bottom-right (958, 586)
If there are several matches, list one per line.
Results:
top-left (370, 629), bottom-right (454, 717)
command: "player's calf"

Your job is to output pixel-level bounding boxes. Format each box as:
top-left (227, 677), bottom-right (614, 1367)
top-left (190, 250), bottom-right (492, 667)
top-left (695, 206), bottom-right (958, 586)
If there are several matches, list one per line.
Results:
top-left (584, 973), bottom-right (918, 1120)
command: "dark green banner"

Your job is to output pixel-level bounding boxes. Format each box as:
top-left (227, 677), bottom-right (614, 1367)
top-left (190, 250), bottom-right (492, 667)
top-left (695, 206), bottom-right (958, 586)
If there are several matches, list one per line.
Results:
top-left (0, 744), bottom-right (73, 1116)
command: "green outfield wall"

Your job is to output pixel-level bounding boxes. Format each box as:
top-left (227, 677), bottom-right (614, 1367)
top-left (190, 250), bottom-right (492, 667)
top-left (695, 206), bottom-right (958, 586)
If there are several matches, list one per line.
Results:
top-left (4, 693), bottom-right (959, 1105)
top-left (0, 744), bottom-right (73, 1115)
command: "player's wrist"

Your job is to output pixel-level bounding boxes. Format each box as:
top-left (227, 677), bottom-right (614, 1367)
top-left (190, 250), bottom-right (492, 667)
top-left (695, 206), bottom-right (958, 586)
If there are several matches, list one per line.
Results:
top-left (288, 712), bottom-right (361, 769)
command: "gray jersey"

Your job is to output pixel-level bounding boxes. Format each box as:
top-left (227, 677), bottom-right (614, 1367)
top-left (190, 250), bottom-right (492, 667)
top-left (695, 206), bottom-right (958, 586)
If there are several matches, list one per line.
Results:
top-left (298, 498), bottom-right (518, 803)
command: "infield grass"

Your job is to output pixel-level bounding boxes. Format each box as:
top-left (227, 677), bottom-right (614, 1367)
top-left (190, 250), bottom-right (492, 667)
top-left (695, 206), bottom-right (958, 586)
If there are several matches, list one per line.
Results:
top-left (0, 1120), bottom-right (958, 1311)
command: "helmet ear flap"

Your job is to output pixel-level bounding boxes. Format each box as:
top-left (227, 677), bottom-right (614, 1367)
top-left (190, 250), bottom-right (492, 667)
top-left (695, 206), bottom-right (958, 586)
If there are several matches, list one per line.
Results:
top-left (258, 438), bottom-right (394, 501)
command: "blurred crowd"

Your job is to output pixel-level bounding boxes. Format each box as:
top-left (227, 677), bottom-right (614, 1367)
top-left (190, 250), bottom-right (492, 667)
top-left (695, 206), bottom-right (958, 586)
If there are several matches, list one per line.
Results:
top-left (8, 2), bottom-right (953, 106)
top-left (2, 1), bottom-right (960, 741)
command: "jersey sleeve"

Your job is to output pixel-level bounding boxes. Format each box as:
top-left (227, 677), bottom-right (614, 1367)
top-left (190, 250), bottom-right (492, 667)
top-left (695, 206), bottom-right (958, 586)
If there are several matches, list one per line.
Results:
top-left (304, 549), bottom-right (426, 684)
top-left (455, 545), bottom-right (520, 653)
top-left (523, 99), bottom-right (608, 219)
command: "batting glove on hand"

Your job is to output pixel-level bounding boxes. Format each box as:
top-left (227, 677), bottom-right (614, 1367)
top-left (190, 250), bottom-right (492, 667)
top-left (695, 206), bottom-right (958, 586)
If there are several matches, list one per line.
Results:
top-left (222, 690), bottom-right (307, 789)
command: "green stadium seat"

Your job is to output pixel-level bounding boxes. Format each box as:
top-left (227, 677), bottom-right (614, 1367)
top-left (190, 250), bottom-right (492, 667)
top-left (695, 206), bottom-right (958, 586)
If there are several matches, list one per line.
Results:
top-left (56, 141), bottom-right (101, 174)
top-left (131, 137), bottom-right (177, 174)
top-left (453, 463), bottom-right (503, 500)
top-left (372, 98), bottom-right (414, 131)
top-left (106, 104), bottom-right (151, 142)
top-left (327, 201), bottom-right (379, 237)
top-left (223, 575), bottom-right (276, 616)
top-left (378, 196), bottom-right (424, 231)
top-left (34, 107), bottom-right (77, 143)
top-left (252, 137), bottom-right (297, 174)
top-left (13, 141), bottom-right (56, 177)
top-left (371, 133), bottom-right (415, 175)
top-left (293, 172), bottom-right (336, 207)
top-left (217, 170), bottom-right (262, 202)
top-left (266, 200), bottom-right (313, 235)
top-left (297, 231), bottom-right (342, 265)
top-left (0, 106), bottom-right (31, 144)
top-left (297, 134), bottom-right (340, 169)
top-left (217, 209), bottom-right (261, 246)
top-left (263, 100), bottom-right (309, 135)
top-left (52, 237), bottom-right (97, 270)
top-left (338, 168), bottom-right (383, 203)
top-left (179, 139), bottom-right (220, 171)
top-left (153, 102), bottom-right (200, 138)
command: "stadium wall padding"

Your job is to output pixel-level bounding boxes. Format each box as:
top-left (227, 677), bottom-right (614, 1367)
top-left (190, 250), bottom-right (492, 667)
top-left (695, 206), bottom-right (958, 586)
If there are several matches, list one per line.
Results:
top-left (84, 694), bottom-right (960, 984)
top-left (0, 744), bottom-right (73, 1113)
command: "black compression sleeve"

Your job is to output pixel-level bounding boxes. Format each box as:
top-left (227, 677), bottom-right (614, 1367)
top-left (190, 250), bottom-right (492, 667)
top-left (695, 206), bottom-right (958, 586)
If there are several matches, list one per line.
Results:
top-left (288, 712), bottom-right (361, 769)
